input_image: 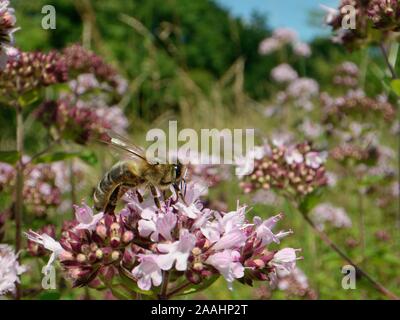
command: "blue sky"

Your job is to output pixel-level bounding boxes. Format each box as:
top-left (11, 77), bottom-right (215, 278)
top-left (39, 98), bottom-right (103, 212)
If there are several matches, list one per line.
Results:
top-left (215, 0), bottom-right (339, 41)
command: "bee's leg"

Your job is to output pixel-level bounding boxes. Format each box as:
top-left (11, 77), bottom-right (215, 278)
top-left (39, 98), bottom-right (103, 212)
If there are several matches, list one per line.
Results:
top-left (136, 190), bottom-right (144, 203)
top-left (105, 185), bottom-right (120, 215)
top-left (150, 185), bottom-right (161, 209)
top-left (173, 183), bottom-right (187, 206)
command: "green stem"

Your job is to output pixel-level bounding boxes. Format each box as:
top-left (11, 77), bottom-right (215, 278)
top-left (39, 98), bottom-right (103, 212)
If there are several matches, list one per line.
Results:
top-left (27, 140), bottom-right (59, 165)
top-left (166, 281), bottom-right (191, 299)
top-left (357, 190), bottom-right (366, 263)
top-left (379, 42), bottom-right (398, 80)
top-left (15, 105), bottom-right (24, 300)
top-left (299, 208), bottom-right (398, 300)
top-left (158, 271), bottom-right (170, 300)
top-left (69, 159), bottom-right (77, 210)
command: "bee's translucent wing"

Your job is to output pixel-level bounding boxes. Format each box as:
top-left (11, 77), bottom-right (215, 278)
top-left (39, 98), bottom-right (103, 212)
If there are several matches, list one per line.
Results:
top-left (100, 130), bottom-right (149, 162)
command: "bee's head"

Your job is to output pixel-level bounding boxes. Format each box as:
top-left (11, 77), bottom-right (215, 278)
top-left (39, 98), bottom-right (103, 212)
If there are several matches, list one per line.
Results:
top-left (157, 161), bottom-right (185, 189)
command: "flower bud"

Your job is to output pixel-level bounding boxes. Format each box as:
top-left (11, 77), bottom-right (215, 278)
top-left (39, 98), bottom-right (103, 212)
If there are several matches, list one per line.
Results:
top-left (122, 231), bottom-right (134, 243)
top-left (59, 251), bottom-right (74, 262)
top-left (110, 222), bottom-right (120, 232)
top-left (122, 249), bottom-right (136, 267)
top-left (95, 249), bottom-right (103, 259)
top-left (193, 262), bottom-right (204, 271)
top-left (192, 247), bottom-right (202, 256)
top-left (76, 253), bottom-right (87, 263)
top-left (111, 251), bottom-right (120, 261)
top-left (110, 236), bottom-right (120, 248)
top-left (96, 224), bottom-right (107, 239)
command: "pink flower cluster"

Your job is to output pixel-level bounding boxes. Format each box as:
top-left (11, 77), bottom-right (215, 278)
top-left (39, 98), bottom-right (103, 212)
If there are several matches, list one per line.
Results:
top-left (26, 183), bottom-right (300, 295)
top-left (325, 0), bottom-right (400, 48)
top-left (268, 76), bottom-right (320, 112)
top-left (0, 161), bottom-right (14, 191)
top-left (311, 203), bottom-right (352, 230)
top-left (240, 142), bottom-right (327, 197)
top-left (333, 61), bottom-right (359, 88)
top-left (0, 50), bottom-right (68, 98)
top-left (0, 211), bottom-right (6, 241)
top-left (276, 266), bottom-right (316, 299)
top-left (0, 0), bottom-right (18, 70)
top-left (367, 0), bottom-right (400, 30)
top-left (37, 99), bottom-right (112, 145)
top-left (321, 90), bottom-right (395, 123)
top-left (330, 143), bottom-right (378, 164)
top-left (0, 160), bottom-right (74, 217)
top-left (23, 163), bottom-right (63, 217)
top-left (63, 44), bottom-right (127, 96)
top-left (259, 28), bottom-right (311, 57)
top-left (271, 64), bottom-right (298, 83)
top-left (0, 244), bottom-right (27, 296)
top-left (186, 162), bottom-right (231, 191)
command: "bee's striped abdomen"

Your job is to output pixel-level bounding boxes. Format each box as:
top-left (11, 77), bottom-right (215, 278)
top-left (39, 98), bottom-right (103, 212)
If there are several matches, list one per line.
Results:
top-left (93, 161), bottom-right (144, 212)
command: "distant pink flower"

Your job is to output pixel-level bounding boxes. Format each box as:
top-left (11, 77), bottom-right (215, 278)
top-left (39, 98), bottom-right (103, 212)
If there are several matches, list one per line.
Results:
top-left (311, 203), bottom-right (352, 230)
top-left (259, 37), bottom-right (281, 55)
top-left (69, 73), bottom-right (99, 95)
top-left (285, 147), bottom-right (304, 165)
top-left (0, 244), bottom-right (27, 296)
top-left (299, 118), bottom-right (323, 139)
top-left (0, 0), bottom-right (19, 70)
top-left (271, 64), bottom-right (298, 83)
top-left (305, 151), bottom-right (327, 169)
top-left (293, 42), bottom-right (311, 57)
top-left (273, 28), bottom-right (298, 43)
top-left (95, 106), bottom-right (128, 135)
top-left (287, 78), bottom-right (319, 99)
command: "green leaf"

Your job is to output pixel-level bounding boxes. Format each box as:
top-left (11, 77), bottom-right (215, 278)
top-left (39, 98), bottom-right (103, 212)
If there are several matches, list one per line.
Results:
top-left (33, 149), bottom-right (98, 166)
top-left (390, 79), bottom-right (400, 97)
top-left (79, 150), bottom-right (98, 166)
top-left (109, 287), bottom-right (132, 300)
top-left (177, 275), bottom-right (219, 296)
top-left (360, 175), bottom-right (385, 187)
top-left (299, 189), bottom-right (324, 215)
top-left (18, 90), bottom-right (39, 108)
top-left (0, 150), bottom-right (19, 164)
top-left (32, 151), bottom-right (80, 164)
top-left (38, 291), bottom-right (61, 300)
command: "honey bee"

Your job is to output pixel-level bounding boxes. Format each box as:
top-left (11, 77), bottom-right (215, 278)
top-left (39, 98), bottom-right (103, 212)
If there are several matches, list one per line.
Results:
top-left (94, 132), bottom-right (185, 214)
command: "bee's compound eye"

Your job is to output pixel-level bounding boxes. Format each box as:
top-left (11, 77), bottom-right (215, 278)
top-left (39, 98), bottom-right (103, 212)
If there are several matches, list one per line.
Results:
top-left (174, 164), bottom-right (181, 179)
